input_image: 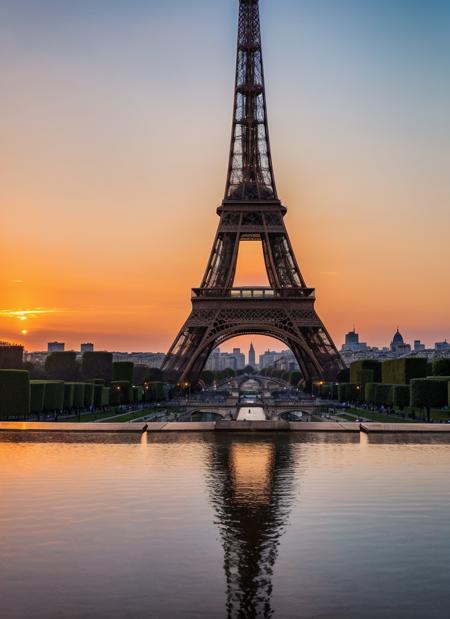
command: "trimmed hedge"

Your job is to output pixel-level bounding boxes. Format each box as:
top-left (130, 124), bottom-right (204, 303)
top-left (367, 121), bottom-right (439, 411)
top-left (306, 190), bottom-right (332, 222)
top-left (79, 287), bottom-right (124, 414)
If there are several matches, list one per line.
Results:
top-left (93, 384), bottom-right (104, 407)
top-left (30, 381), bottom-right (46, 414)
top-left (132, 386), bottom-right (144, 404)
top-left (337, 383), bottom-right (362, 403)
top-left (42, 381), bottom-right (65, 411)
top-left (0, 345), bottom-right (23, 369)
top-left (101, 387), bottom-right (110, 407)
top-left (144, 381), bottom-right (166, 403)
top-left (66, 383), bottom-right (85, 408)
top-left (0, 370), bottom-right (30, 418)
top-left (433, 359), bottom-right (450, 376)
top-left (364, 382), bottom-right (382, 403)
top-left (318, 383), bottom-right (337, 399)
top-left (64, 383), bottom-right (74, 409)
top-left (83, 383), bottom-right (95, 408)
top-left (350, 360), bottom-right (381, 384)
top-left (355, 369), bottom-right (375, 385)
top-left (411, 378), bottom-right (449, 409)
top-left (110, 381), bottom-right (131, 405)
top-left (45, 352), bottom-right (79, 380)
top-left (393, 385), bottom-right (410, 409)
top-left (374, 384), bottom-right (393, 406)
top-left (382, 358), bottom-right (428, 385)
top-left (89, 378), bottom-right (105, 385)
top-left (112, 362), bottom-right (134, 383)
top-left (82, 352), bottom-right (113, 382)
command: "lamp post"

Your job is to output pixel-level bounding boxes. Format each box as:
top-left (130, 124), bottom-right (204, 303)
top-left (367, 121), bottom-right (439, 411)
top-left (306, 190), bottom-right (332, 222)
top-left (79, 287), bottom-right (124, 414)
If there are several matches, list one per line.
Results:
top-left (184, 382), bottom-right (191, 404)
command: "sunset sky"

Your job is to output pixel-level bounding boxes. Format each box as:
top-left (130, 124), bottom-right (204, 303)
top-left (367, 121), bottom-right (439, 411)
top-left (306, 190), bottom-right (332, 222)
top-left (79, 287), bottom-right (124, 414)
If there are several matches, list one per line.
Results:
top-left (1, 0), bottom-right (449, 356)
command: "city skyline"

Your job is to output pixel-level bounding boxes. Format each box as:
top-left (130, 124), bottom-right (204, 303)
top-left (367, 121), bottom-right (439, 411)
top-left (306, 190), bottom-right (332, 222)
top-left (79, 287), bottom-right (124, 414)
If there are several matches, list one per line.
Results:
top-left (1, 0), bottom-right (450, 353)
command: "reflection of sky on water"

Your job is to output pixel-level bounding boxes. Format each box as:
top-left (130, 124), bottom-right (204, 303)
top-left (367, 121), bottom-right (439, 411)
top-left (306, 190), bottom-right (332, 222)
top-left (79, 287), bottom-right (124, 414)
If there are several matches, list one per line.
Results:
top-left (1, 433), bottom-right (450, 617)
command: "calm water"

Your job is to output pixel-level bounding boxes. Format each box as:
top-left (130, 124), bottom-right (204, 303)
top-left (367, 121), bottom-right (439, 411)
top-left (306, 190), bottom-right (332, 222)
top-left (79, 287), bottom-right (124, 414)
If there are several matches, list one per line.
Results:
top-left (1, 432), bottom-right (450, 618)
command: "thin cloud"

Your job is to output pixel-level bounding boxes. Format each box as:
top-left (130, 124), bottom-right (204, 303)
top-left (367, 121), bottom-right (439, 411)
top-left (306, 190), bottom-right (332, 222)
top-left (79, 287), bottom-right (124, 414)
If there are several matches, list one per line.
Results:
top-left (0, 308), bottom-right (59, 318)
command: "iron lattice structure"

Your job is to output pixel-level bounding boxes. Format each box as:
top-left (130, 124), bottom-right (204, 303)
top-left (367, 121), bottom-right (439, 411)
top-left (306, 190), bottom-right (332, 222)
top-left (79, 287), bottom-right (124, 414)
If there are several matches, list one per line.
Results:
top-left (161, 0), bottom-right (345, 385)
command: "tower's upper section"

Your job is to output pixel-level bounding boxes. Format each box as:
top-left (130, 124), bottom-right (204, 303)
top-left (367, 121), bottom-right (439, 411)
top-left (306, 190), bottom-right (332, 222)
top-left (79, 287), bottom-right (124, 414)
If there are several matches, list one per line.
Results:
top-left (225, 0), bottom-right (278, 202)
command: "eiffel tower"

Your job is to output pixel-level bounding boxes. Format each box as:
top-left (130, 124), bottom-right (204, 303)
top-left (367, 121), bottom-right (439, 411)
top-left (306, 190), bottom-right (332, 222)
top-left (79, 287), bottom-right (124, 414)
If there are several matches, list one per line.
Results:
top-left (162, 0), bottom-right (344, 385)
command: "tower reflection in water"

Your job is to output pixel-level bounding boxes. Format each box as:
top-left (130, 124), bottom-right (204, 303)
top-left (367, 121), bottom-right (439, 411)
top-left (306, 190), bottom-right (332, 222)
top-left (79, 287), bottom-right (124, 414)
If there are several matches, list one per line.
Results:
top-left (206, 435), bottom-right (296, 618)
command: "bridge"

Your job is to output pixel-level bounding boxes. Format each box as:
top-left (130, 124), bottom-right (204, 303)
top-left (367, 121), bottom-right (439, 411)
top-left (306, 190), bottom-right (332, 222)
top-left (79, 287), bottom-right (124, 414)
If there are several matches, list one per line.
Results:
top-left (169, 374), bottom-right (318, 421)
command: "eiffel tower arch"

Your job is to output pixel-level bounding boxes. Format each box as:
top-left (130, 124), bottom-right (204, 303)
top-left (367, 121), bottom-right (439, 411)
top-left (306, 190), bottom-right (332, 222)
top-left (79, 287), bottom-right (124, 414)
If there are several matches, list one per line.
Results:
top-left (161, 0), bottom-right (345, 385)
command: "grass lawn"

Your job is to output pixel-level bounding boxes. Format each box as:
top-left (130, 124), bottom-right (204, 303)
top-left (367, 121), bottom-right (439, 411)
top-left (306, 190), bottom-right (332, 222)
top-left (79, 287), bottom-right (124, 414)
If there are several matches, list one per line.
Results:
top-left (106, 408), bottom-right (160, 423)
top-left (338, 408), bottom-right (415, 424)
top-left (69, 408), bottom-right (158, 423)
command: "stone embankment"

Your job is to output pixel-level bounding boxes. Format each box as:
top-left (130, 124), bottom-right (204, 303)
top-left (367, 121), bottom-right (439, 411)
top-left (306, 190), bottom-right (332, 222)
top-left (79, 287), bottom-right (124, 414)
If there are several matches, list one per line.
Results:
top-left (2, 421), bottom-right (450, 434)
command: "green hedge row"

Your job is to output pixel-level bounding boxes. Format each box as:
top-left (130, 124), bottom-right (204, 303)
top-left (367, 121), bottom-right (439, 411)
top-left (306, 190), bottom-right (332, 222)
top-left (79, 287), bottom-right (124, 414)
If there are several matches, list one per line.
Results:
top-left (82, 352), bottom-right (113, 382)
top-left (432, 359), bottom-right (450, 377)
top-left (110, 381), bottom-right (132, 405)
top-left (132, 386), bottom-right (144, 403)
top-left (411, 378), bottom-right (450, 409)
top-left (45, 352), bottom-right (79, 380)
top-left (382, 358), bottom-right (428, 385)
top-left (337, 383), bottom-right (363, 403)
top-left (64, 383), bottom-right (74, 409)
top-left (112, 362), bottom-right (134, 383)
top-left (318, 383), bottom-right (337, 399)
top-left (350, 361), bottom-right (381, 384)
top-left (364, 382), bottom-right (382, 403)
top-left (393, 385), bottom-right (410, 409)
top-left (30, 381), bottom-right (45, 414)
top-left (30, 381), bottom-right (112, 412)
top-left (0, 370), bottom-right (30, 418)
top-left (144, 381), bottom-right (166, 402)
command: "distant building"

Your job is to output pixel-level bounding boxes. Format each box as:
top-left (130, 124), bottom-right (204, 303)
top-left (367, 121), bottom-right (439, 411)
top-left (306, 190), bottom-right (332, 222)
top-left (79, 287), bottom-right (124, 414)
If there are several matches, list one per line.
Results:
top-left (80, 343), bottom-right (94, 353)
top-left (390, 328), bottom-right (411, 354)
top-left (435, 340), bottom-right (450, 351)
top-left (345, 329), bottom-right (359, 347)
top-left (204, 347), bottom-right (245, 372)
top-left (205, 348), bottom-right (222, 372)
top-left (111, 352), bottom-right (165, 368)
top-left (341, 328), bottom-right (368, 353)
top-left (414, 340), bottom-right (426, 352)
top-left (259, 349), bottom-right (299, 371)
top-left (231, 348), bottom-right (245, 370)
top-left (248, 342), bottom-right (256, 368)
top-left (47, 342), bottom-right (65, 353)
top-left (0, 341), bottom-right (23, 369)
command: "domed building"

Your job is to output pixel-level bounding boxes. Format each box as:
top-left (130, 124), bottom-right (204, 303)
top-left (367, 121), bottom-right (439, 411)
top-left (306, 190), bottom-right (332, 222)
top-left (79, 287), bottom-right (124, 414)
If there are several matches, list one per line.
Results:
top-left (390, 328), bottom-right (411, 354)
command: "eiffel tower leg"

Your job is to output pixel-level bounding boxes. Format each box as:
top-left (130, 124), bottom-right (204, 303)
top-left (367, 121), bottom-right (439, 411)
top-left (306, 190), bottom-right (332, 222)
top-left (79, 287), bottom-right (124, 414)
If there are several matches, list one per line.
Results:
top-left (161, 308), bottom-right (221, 383)
top-left (161, 320), bottom-right (208, 382)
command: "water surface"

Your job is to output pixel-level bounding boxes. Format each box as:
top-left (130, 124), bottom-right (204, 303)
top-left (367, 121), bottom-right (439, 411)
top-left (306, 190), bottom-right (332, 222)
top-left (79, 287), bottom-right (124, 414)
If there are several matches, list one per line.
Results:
top-left (1, 432), bottom-right (450, 618)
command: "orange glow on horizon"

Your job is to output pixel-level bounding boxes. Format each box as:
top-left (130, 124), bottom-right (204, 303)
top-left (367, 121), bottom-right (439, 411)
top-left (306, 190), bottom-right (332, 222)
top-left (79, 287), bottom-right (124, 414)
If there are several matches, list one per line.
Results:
top-left (1, 3), bottom-right (448, 354)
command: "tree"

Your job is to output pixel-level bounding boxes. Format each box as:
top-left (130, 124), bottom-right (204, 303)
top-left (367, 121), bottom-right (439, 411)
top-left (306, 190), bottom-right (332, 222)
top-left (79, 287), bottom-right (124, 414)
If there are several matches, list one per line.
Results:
top-left (289, 371), bottom-right (301, 386)
top-left (201, 370), bottom-right (214, 386)
top-left (23, 361), bottom-right (46, 380)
